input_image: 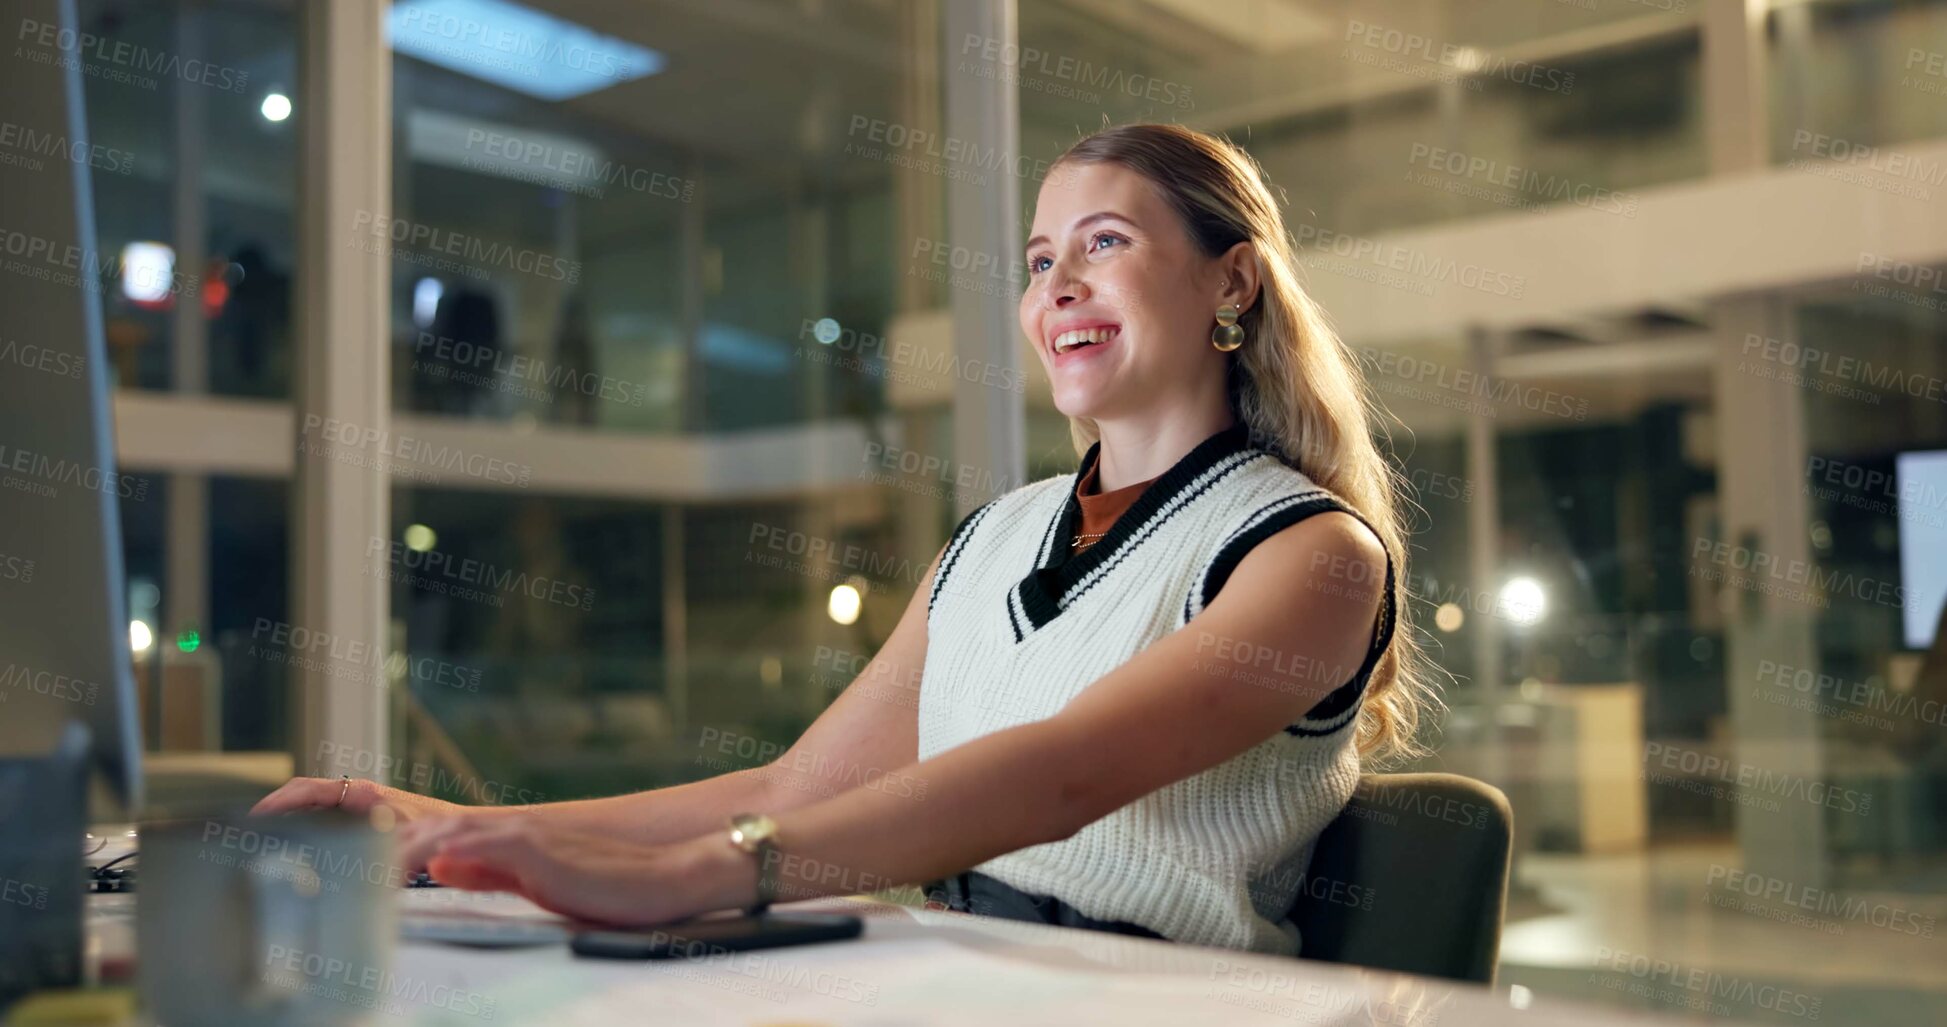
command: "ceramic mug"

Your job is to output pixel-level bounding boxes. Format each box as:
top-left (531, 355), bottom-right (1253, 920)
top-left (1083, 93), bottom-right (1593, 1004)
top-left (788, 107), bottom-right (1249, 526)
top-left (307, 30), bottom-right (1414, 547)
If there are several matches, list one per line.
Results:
top-left (137, 808), bottom-right (400, 1026)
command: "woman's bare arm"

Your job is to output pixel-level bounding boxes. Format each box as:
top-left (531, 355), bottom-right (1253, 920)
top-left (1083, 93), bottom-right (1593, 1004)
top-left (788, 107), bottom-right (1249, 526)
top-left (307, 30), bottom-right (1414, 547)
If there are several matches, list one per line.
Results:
top-left (314, 547), bottom-right (943, 869)
top-left (675, 512), bottom-right (1387, 908)
top-left (478, 547), bottom-right (941, 844)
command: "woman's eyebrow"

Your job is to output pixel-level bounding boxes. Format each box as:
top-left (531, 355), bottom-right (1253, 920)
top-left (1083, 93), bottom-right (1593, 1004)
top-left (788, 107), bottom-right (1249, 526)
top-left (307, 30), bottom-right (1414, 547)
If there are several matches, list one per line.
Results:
top-left (1024, 210), bottom-right (1135, 252)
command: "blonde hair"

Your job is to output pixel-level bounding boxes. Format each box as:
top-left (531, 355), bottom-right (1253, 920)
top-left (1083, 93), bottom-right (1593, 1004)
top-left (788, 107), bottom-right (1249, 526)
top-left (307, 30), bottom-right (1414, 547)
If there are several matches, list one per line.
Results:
top-left (1052, 122), bottom-right (1441, 766)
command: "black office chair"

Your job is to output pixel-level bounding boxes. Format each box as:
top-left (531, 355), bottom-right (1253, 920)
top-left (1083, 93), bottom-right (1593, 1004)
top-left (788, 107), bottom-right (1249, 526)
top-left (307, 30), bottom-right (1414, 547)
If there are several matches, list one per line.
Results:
top-left (1287, 772), bottom-right (1513, 985)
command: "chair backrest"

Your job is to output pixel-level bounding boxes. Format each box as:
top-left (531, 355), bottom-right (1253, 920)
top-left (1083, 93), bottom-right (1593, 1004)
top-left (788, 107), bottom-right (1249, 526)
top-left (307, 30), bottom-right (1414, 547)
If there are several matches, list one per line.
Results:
top-left (1287, 772), bottom-right (1512, 985)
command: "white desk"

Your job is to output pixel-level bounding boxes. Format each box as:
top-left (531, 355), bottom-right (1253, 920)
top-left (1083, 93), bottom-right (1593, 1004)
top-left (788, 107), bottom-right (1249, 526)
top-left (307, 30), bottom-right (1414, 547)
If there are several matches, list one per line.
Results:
top-left (89, 889), bottom-right (1682, 1025)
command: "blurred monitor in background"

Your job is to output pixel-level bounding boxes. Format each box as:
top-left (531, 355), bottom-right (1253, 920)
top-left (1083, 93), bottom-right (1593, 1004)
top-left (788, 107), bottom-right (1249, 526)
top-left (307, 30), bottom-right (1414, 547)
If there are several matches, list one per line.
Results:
top-left (1899, 449), bottom-right (1947, 650)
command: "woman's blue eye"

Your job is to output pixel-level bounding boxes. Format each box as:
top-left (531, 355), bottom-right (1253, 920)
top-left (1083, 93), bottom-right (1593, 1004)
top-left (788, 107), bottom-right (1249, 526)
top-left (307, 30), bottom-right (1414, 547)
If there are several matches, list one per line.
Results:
top-left (1026, 233), bottom-right (1124, 277)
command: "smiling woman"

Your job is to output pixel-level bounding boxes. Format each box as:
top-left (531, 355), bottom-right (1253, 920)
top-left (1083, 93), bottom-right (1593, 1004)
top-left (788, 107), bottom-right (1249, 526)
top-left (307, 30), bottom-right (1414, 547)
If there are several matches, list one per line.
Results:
top-left (1015, 123), bottom-right (1435, 765)
top-left (252, 122), bottom-right (1438, 959)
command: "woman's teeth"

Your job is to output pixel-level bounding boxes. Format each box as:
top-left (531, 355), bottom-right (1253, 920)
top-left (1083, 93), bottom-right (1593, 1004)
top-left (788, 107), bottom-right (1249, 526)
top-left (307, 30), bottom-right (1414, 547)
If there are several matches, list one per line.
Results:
top-left (1052, 327), bottom-right (1119, 354)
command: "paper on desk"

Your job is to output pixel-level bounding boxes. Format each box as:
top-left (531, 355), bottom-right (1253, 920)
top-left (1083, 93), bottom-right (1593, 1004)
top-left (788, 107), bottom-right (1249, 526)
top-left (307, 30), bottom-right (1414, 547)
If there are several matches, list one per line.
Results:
top-left (534, 934), bottom-right (1428, 1027)
top-left (393, 894), bottom-right (1458, 1026)
top-left (399, 886), bottom-right (572, 923)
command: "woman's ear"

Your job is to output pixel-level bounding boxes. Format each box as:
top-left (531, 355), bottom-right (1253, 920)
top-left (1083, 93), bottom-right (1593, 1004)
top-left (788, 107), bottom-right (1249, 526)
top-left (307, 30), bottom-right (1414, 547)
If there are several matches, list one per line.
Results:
top-left (1218, 242), bottom-right (1261, 313)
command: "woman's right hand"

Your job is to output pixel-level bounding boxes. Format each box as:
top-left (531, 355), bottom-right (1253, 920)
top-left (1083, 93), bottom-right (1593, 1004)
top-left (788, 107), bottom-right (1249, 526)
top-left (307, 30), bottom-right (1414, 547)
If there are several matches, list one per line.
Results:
top-left (251, 777), bottom-right (525, 873)
top-left (250, 776), bottom-right (464, 826)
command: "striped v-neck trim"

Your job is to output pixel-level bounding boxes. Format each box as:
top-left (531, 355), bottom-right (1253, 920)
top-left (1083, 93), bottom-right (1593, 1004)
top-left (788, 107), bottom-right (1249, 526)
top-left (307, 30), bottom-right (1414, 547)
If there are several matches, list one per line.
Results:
top-left (1007, 422), bottom-right (1261, 642)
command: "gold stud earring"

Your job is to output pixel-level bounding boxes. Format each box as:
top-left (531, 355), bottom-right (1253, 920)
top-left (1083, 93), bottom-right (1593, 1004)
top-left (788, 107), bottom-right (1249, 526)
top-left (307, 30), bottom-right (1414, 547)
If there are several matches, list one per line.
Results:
top-left (1211, 303), bottom-right (1244, 352)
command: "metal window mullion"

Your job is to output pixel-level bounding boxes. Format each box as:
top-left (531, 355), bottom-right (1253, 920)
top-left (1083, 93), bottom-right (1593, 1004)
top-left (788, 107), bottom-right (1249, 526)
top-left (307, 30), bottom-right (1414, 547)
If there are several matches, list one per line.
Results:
top-left (291, 0), bottom-right (390, 775)
top-left (165, 1), bottom-right (210, 744)
top-left (942, 0), bottom-right (1024, 518)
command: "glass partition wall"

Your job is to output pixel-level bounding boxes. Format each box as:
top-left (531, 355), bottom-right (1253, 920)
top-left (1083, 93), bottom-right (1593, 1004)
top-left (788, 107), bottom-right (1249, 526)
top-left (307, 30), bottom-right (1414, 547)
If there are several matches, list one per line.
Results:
top-left (377, 0), bottom-right (965, 803)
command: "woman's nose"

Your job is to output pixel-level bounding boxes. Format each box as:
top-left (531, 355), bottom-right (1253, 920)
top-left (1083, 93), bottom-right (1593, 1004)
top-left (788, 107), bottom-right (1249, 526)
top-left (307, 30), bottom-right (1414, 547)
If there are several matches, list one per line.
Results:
top-left (1044, 265), bottom-right (1088, 308)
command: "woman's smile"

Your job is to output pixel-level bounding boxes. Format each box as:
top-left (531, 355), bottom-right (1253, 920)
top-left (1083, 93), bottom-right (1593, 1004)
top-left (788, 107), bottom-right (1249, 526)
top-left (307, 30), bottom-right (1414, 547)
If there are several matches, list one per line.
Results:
top-left (1049, 321), bottom-right (1122, 364)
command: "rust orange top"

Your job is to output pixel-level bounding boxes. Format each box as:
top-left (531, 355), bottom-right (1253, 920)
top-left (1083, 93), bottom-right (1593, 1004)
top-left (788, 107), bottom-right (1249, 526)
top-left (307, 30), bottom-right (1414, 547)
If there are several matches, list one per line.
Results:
top-left (1071, 451), bottom-right (1160, 555)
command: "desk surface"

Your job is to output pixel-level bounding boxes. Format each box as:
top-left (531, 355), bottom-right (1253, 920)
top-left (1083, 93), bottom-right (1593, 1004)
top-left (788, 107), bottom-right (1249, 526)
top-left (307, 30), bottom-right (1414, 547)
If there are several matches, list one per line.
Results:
top-left (89, 889), bottom-right (1686, 1026)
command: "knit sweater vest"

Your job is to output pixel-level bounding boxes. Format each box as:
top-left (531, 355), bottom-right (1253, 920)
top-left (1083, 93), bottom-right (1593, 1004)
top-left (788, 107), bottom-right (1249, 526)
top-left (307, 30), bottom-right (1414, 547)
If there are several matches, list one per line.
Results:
top-left (919, 422), bottom-right (1397, 956)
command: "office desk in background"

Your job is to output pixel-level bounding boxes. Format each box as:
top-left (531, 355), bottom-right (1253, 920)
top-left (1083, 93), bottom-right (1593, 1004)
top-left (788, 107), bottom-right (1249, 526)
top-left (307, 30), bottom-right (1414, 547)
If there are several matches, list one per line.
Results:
top-left (88, 890), bottom-right (1683, 1026)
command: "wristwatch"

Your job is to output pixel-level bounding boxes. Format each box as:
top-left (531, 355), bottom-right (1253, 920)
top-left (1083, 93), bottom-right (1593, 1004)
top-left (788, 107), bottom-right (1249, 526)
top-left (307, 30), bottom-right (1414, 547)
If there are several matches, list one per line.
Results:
top-left (726, 812), bottom-right (781, 916)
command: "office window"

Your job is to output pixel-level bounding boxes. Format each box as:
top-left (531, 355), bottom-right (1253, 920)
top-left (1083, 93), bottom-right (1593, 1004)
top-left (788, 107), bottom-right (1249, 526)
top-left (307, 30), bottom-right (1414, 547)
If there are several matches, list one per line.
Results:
top-left (115, 475), bottom-right (289, 755)
top-left (55, 1), bottom-right (300, 804)
top-left (1015, 1), bottom-right (1947, 1022)
top-left (76, 0), bottom-right (299, 398)
top-left (383, 1), bottom-right (964, 805)
top-left (387, 5), bottom-right (928, 436)
top-left (1017, 1), bottom-right (1704, 239)
top-left (1768, 0), bottom-right (1947, 161)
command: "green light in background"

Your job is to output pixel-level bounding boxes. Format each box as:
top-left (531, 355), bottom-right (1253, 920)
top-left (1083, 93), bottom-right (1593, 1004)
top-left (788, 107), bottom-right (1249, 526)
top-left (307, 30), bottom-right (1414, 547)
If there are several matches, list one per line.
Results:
top-left (404, 523), bottom-right (438, 552)
top-left (176, 629), bottom-right (200, 653)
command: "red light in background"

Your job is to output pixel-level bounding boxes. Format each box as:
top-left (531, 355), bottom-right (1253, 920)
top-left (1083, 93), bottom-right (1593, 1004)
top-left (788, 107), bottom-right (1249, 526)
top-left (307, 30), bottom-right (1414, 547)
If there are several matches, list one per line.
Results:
top-left (202, 277), bottom-right (229, 318)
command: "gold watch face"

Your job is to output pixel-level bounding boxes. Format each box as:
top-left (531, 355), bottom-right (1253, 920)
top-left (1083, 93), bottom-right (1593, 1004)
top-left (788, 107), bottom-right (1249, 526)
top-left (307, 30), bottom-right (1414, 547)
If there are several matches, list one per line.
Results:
top-left (728, 812), bottom-right (779, 852)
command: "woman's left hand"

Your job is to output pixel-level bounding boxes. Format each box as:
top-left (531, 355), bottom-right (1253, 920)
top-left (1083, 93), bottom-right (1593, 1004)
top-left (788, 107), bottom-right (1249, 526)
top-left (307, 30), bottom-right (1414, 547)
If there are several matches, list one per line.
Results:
top-left (406, 814), bottom-right (750, 925)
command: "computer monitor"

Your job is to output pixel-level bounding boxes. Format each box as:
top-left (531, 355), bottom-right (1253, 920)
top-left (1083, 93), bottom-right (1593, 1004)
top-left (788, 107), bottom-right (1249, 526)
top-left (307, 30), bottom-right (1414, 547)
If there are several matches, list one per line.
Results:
top-left (0, 0), bottom-right (145, 816)
top-left (1898, 449), bottom-right (1947, 651)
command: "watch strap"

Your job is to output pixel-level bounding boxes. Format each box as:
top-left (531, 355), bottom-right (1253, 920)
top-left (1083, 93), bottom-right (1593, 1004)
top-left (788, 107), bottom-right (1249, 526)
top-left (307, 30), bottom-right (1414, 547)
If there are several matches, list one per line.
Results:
top-left (747, 839), bottom-right (776, 916)
top-left (728, 813), bottom-right (779, 916)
